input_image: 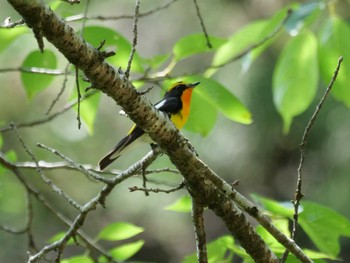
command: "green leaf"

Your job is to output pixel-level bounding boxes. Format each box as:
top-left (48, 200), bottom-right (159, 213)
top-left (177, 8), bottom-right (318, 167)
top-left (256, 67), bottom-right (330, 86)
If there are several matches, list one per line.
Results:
top-left (109, 240), bottom-right (144, 261)
top-left (48, 232), bottom-right (74, 245)
top-left (98, 222), bottom-right (144, 241)
top-left (83, 26), bottom-right (144, 73)
top-left (0, 27), bottom-right (28, 53)
top-left (61, 255), bottom-right (93, 263)
top-left (193, 76), bottom-right (252, 124)
top-left (318, 16), bottom-right (350, 107)
top-left (210, 20), bottom-right (268, 69)
top-left (173, 33), bottom-right (226, 61)
top-left (21, 50), bottom-right (57, 99)
top-left (299, 201), bottom-right (350, 257)
top-left (284, 2), bottom-right (324, 36)
top-left (0, 134), bottom-right (3, 148)
top-left (165, 195), bottom-right (192, 213)
top-left (185, 91), bottom-right (217, 136)
top-left (183, 236), bottom-right (234, 263)
top-left (251, 194), bottom-right (295, 218)
top-left (272, 29), bottom-right (318, 133)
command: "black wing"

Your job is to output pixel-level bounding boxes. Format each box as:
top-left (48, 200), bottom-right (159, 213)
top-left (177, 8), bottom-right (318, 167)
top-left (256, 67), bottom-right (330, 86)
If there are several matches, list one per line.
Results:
top-left (154, 97), bottom-right (182, 114)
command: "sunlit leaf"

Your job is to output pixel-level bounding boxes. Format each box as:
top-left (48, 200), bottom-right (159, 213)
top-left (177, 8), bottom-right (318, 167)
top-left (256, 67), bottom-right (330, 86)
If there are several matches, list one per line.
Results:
top-left (272, 29), bottom-right (318, 133)
top-left (83, 26), bottom-right (144, 73)
top-left (173, 33), bottom-right (226, 61)
top-left (0, 27), bottom-right (28, 52)
top-left (299, 201), bottom-right (350, 257)
top-left (109, 240), bottom-right (144, 261)
top-left (318, 16), bottom-right (350, 107)
top-left (165, 195), bottom-right (192, 213)
top-left (21, 50), bottom-right (57, 98)
top-left (98, 222), bottom-right (144, 241)
top-left (61, 255), bottom-right (94, 263)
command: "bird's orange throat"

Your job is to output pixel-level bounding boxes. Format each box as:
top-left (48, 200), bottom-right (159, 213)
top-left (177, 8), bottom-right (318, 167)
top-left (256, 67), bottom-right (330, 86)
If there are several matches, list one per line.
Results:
top-left (172, 88), bottom-right (193, 129)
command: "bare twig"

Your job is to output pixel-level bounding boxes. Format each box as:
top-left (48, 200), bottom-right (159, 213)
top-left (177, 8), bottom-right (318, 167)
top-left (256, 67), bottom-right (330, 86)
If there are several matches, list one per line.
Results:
top-left (129, 181), bottom-right (185, 194)
top-left (0, 153), bottom-right (118, 263)
top-left (193, 0), bottom-right (212, 48)
top-left (64, 0), bottom-right (178, 22)
top-left (46, 64), bottom-right (71, 115)
top-left (281, 57), bottom-right (344, 263)
top-left (79, 0), bottom-right (90, 35)
top-left (26, 148), bottom-right (161, 262)
top-left (191, 198), bottom-right (208, 263)
top-left (10, 124), bottom-right (83, 211)
top-left (0, 67), bottom-right (68, 75)
top-left (75, 67), bottom-right (82, 129)
top-left (124, 0), bottom-right (141, 80)
top-left (0, 90), bottom-right (98, 133)
top-left (37, 143), bottom-right (112, 184)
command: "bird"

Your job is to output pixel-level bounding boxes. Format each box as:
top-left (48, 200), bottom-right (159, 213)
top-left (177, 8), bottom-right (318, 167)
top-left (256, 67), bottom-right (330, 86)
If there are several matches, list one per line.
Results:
top-left (98, 81), bottom-right (200, 170)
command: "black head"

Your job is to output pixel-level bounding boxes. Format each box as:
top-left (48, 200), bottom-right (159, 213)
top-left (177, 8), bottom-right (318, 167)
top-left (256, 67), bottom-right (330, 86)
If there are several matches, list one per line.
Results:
top-left (164, 81), bottom-right (200, 99)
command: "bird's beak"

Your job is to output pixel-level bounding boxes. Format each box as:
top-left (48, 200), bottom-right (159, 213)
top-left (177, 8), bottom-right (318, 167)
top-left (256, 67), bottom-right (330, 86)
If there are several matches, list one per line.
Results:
top-left (188, 82), bottom-right (200, 88)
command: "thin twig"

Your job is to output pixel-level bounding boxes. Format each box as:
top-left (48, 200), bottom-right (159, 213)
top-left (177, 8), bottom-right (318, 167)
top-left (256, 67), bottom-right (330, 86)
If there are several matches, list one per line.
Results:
top-left (129, 181), bottom-right (185, 194)
top-left (124, 0), bottom-right (141, 80)
top-left (37, 143), bottom-right (112, 184)
top-left (79, 0), bottom-right (90, 36)
top-left (75, 67), bottom-right (82, 129)
top-left (0, 91), bottom-right (98, 132)
top-left (46, 63), bottom-right (71, 115)
top-left (192, 198), bottom-right (208, 263)
top-left (0, 67), bottom-right (68, 75)
top-left (26, 148), bottom-right (161, 262)
top-left (193, 0), bottom-right (212, 48)
top-left (10, 124), bottom-right (83, 211)
top-left (64, 0), bottom-right (178, 22)
top-left (281, 56), bottom-right (344, 263)
top-left (0, 154), bottom-right (118, 263)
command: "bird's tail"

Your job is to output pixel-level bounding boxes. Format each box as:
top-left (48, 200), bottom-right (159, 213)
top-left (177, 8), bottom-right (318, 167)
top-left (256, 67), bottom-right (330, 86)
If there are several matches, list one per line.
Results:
top-left (99, 135), bottom-right (131, 170)
top-left (98, 126), bottom-right (145, 170)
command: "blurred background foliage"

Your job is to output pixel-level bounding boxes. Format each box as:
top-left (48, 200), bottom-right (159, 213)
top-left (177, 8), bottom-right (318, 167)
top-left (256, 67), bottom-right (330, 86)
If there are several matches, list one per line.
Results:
top-left (1, 0), bottom-right (350, 262)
